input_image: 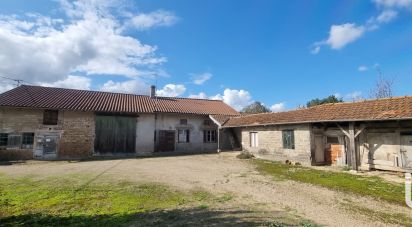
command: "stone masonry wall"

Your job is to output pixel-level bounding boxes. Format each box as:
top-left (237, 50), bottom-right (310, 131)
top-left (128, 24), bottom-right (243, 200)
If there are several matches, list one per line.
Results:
top-left (59, 111), bottom-right (94, 159)
top-left (241, 124), bottom-right (312, 164)
top-left (0, 107), bottom-right (94, 160)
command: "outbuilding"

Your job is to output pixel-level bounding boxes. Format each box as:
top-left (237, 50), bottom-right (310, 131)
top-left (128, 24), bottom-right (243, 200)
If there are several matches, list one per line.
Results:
top-left (223, 97), bottom-right (412, 172)
top-left (0, 85), bottom-right (239, 160)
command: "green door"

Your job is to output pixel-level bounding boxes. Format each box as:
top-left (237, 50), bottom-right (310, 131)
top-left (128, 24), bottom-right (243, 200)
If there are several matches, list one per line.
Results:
top-left (94, 115), bottom-right (136, 153)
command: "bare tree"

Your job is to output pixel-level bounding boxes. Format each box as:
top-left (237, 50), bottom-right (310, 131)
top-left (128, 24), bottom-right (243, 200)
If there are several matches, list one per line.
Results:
top-left (369, 68), bottom-right (394, 99)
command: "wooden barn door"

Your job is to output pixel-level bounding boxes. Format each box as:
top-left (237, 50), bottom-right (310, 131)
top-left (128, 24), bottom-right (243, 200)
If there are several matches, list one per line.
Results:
top-left (95, 115), bottom-right (136, 154)
top-left (158, 130), bottom-right (175, 152)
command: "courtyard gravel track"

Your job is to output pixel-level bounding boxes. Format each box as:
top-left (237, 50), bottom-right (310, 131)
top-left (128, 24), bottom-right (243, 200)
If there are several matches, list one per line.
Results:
top-left (1, 152), bottom-right (411, 226)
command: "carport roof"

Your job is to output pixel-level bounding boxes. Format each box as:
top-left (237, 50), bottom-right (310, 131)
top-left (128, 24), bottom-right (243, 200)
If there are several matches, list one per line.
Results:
top-left (0, 85), bottom-right (240, 116)
top-left (223, 96), bottom-right (412, 127)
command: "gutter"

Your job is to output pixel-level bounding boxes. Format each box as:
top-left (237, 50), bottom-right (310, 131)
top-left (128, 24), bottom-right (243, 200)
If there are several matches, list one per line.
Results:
top-left (222, 117), bottom-right (412, 128)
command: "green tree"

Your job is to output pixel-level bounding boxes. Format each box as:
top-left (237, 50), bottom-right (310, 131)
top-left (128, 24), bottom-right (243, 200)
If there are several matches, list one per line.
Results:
top-left (241, 101), bottom-right (271, 114)
top-left (306, 95), bottom-right (343, 108)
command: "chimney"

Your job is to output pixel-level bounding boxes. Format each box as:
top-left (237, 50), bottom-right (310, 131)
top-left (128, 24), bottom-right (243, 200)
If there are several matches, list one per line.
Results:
top-left (150, 85), bottom-right (156, 98)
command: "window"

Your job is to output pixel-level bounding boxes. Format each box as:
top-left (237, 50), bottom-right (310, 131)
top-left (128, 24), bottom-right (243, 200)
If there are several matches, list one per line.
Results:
top-left (0, 133), bottom-right (8, 146)
top-left (7, 134), bottom-right (21, 149)
top-left (178, 129), bottom-right (190, 143)
top-left (327, 136), bottom-right (339, 144)
top-left (204, 119), bottom-right (213, 126)
top-left (21, 133), bottom-right (34, 149)
top-left (43, 110), bottom-right (58, 125)
top-left (282, 130), bottom-right (295, 149)
top-left (250, 132), bottom-right (258, 147)
top-left (204, 130), bottom-right (217, 143)
top-left (180, 119), bottom-right (187, 125)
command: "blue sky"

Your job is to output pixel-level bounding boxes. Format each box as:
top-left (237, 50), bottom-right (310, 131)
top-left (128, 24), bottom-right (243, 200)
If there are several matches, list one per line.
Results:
top-left (0, 0), bottom-right (411, 111)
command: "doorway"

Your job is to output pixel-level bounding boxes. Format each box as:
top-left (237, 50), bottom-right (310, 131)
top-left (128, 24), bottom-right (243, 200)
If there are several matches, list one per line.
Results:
top-left (34, 133), bottom-right (59, 159)
top-left (314, 135), bottom-right (325, 164)
top-left (158, 130), bottom-right (175, 152)
top-left (401, 134), bottom-right (412, 168)
top-left (94, 115), bottom-right (136, 154)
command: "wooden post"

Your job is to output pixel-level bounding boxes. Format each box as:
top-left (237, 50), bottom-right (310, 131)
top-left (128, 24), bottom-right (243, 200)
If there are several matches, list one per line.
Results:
top-left (337, 123), bottom-right (365, 171)
top-left (348, 122), bottom-right (357, 170)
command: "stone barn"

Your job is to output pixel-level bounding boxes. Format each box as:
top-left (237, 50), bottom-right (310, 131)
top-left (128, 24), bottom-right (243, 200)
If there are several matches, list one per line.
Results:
top-left (0, 85), bottom-right (240, 160)
top-left (223, 96), bottom-right (412, 172)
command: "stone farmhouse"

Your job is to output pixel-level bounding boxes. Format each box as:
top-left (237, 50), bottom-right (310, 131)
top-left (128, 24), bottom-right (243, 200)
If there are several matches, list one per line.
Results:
top-left (0, 85), bottom-right (240, 160)
top-left (223, 97), bottom-right (412, 172)
top-left (2, 85), bottom-right (412, 173)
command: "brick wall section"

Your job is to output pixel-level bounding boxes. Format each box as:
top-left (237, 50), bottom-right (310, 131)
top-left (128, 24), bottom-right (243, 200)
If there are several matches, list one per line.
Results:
top-left (0, 107), bottom-right (94, 160)
top-left (58, 111), bottom-right (94, 159)
top-left (241, 124), bottom-right (312, 164)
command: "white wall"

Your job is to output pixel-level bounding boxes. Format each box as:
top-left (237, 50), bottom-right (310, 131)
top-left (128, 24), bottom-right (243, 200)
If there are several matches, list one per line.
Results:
top-left (135, 113), bottom-right (218, 154)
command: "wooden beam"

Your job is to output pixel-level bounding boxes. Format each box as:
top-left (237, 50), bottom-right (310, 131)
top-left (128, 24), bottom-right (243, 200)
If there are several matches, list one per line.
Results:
top-left (336, 123), bottom-right (350, 137)
top-left (355, 124), bottom-right (365, 138)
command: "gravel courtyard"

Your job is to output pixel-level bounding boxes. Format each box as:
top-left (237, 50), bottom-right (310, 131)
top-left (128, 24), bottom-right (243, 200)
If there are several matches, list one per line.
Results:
top-left (1, 152), bottom-right (411, 227)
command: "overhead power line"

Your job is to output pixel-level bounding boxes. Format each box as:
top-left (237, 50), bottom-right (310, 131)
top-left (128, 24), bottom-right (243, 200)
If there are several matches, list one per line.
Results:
top-left (0, 75), bottom-right (31, 86)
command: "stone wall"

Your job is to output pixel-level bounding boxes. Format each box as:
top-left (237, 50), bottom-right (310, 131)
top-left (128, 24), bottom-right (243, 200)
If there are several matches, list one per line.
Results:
top-left (0, 107), bottom-right (94, 160)
top-left (240, 124), bottom-right (312, 164)
top-left (59, 111), bottom-right (94, 159)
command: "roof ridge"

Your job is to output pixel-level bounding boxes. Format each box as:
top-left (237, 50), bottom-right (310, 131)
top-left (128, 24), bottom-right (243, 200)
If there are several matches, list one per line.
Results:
top-left (228, 95), bottom-right (412, 120)
top-left (19, 85), bottom-right (225, 102)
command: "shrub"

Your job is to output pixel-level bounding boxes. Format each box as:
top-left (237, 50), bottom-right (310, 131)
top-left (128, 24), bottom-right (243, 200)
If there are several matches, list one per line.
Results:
top-left (237, 151), bottom-right (255, 159)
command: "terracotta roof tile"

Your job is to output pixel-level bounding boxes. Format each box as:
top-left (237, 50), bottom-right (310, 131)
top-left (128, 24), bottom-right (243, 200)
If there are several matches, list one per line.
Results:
top-left (0, 85), bottom-right (239, 116)
top-left (224, 96), bottom-right (412, 127)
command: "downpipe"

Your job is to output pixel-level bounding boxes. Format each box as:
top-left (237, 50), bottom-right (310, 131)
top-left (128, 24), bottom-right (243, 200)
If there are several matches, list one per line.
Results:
top-left (406, 172), bottom-right (412, 208)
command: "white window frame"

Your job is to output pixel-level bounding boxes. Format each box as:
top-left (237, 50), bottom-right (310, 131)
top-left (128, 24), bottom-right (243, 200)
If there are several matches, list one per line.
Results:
top-left (204, 130), bottom-right (217, 143)
top-left (178, 129), bottom-right (190, 143)
top-left (250, 132), bottom-right (258, 147)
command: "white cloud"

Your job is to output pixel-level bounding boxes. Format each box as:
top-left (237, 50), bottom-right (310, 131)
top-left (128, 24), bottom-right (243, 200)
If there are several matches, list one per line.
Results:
top-left (358, 65), bottom-right (369, 72)
top-left (270, 102), bottom-right (286, 112)
top-left (0, 82), bottom-right (15, 93)
top-left (191, 72), bottom-right (212, 85)
top-left (0, 0), bottom-right (174, 90)
top-left (373, 0), bottom-right (412, 9)
top-left (127, 10), bottom-right (178, 30)
top-left (345, 91), bottom-right (363, 101)
top-left (100, 79), bottom-right (150, 94)
top-left (39, 75), bottom-right (91, 90)
top-left (326, 23), bottom-right (365, 49)
top-left (376, 9), bottom-right (398, 23)
top-left (310, 46), bottom-right (320, 55)
top-left (334, 93), bottom-right (342, 99)
top-left (312, 2), bottom-right (401, 53)
top-left (188, 92), bottom-right (208, 99)
top-left (211, 89), bottom-right (253, 111)
top-left (156, 84), bottom-right (186, 97)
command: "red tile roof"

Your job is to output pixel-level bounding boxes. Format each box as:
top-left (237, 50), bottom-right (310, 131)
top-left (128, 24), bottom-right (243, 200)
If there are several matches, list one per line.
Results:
top-left (0, 85), bottom-right (239, 116)
top-left (224, 96), bottom-right (412, 127)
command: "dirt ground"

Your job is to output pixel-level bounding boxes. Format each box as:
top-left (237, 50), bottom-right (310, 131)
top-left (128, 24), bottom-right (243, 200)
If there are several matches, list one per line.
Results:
top-left (1, 152), bottom-right (411, 227)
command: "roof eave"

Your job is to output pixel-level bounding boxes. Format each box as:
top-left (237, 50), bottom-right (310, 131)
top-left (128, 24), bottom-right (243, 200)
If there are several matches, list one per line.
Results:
top-left (222, 117), bottom-right (412, 128)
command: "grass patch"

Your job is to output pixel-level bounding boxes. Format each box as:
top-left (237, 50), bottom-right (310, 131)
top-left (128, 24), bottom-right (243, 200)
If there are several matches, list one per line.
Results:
top-left (0, 175), bottom-right (221, 226)
top-left (253, 159), bottom-right (404, 205)
top-left (341, 203), bottom-right (412, 226)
